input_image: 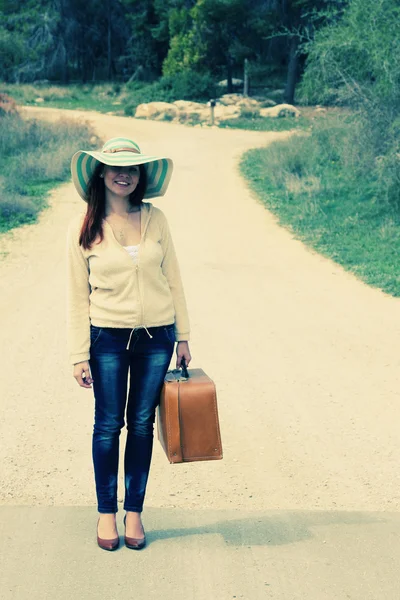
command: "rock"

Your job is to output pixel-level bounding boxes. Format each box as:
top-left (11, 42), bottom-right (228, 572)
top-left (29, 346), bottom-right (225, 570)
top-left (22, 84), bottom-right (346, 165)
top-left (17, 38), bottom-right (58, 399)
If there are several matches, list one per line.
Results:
top-left (214, 104), bottom-right (241, 121)
top-left (259, 99), bottom-right (277, 108)
top-left (219, 94), bottom-right (260, 108)
top-left (260, 104), bottom-right (301, 118)
top-left (314, 107), bottom-right (327, 113)
top-left (178, 109), bottom-right (209, 124)
top-left (173, 100), bottom-right (206, 111)
top-left (217, 78), bottom-right (243, 88)
top-left (131, 97), bottom-right (253, 124)
top-left (219, 93), bottom-right (243, 106)
top-left (135, 101), bottom-right (179, 120)
top-left (35, 97), bottom-right (45, 103)
top-left (237, 97), bottom-right (260, 108)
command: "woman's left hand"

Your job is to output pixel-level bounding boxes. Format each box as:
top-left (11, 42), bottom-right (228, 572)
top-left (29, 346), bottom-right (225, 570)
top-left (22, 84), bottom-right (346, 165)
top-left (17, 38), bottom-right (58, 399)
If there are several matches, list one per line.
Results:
top-left (176, 341), bottom-right (191, 369)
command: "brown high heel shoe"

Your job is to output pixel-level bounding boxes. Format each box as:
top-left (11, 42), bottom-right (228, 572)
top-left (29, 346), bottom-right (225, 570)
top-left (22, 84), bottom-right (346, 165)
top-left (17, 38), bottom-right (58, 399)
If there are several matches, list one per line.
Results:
top-left (123, 514), bottom-right (146, 550)
top-left (97, 516), bottom-right (119, 551)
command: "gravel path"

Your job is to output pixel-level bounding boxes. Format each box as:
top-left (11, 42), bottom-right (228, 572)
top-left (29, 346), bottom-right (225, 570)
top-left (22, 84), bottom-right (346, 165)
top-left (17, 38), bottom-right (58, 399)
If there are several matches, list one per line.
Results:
top-left (1, 107), bottom-right (400, 599)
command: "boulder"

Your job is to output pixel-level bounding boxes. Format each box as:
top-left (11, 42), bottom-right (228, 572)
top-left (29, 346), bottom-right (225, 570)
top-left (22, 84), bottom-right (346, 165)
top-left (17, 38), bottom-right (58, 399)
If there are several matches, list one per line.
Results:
top-left (178, 108), bottom-right (210, 124)
top-left (219, 93), bottom-right (244, 106)
top-left (217, 78), bottom-right (243, 88)
top-left (259, 99), bottom-right (277, 108)
top-left (237, 97), bottom-right (260, 108)
top-left (260, 104), bottom-right (301, 118)
top-left (135, 101), bottom-right (179, 120)
top-left (214, 104), bottom-right (241, 121)
top-left (132, 98), bottom-right (246, 124)
top-left (173, 100), bottom-right (206, 111)
top-left (219, 93), bottom-right (260, 108)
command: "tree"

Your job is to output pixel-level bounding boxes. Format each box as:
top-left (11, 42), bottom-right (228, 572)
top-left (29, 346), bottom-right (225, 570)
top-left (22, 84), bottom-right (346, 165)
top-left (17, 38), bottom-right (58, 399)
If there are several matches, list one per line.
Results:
top-left (163, 0), bottom-right (272, 91)
top-left (275, 0), bottom-right (348, 103)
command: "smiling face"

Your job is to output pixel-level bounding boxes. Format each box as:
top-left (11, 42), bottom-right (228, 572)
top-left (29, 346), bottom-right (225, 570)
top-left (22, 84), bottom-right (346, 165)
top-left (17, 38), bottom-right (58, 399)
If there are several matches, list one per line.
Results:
top-left (103, 164), bottom-right (140, 198)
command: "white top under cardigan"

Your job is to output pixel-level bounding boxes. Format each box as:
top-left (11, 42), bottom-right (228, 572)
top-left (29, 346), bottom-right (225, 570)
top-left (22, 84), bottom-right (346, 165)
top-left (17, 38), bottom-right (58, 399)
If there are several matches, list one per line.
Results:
top-left (123, 244), bottom-right (140, 263)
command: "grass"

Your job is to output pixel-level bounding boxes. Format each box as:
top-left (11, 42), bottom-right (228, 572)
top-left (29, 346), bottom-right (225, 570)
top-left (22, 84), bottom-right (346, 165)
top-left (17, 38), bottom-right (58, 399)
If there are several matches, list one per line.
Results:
top-left (240, 113), bottom-right (400, 297)
top-left (0, 83), bottom-right (125, 114)
top-left (219, 115), bottom-right (312, 132)
top-left (0, 112), bottom-right (97, 234)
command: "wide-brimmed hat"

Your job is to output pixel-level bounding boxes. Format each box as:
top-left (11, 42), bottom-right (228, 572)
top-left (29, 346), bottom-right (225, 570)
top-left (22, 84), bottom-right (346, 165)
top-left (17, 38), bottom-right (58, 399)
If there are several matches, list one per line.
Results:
top-left (71, 137), bottom-right (173, 201)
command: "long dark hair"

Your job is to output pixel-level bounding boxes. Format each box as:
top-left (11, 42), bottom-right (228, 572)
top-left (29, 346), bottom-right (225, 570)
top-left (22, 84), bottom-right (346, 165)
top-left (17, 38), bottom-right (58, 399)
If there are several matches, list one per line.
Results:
top-left (78, 163), bottom-right (147, 250)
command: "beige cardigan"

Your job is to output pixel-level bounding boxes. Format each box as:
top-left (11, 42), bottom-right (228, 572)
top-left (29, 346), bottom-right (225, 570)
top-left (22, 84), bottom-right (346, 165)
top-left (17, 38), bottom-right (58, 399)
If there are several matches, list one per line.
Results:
top-left (66, 202), bottom-right (190, 365)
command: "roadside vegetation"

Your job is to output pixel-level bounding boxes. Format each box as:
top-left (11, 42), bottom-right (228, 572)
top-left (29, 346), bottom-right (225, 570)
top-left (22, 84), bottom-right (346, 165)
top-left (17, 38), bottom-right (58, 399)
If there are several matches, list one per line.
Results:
top-left (0, 109), bottom-right (96, 234)
top-left (242, 0), bottom-right (400, 297)
top-left (219, 114), bottom-right (312, 132)
top-left (0, 82), bottom-right (126, 114)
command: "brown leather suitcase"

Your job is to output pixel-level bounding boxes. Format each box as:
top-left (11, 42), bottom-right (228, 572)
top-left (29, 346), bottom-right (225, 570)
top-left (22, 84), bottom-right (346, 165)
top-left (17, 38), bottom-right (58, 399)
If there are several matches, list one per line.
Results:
top-left (157, 363), bottom-right (223, 464)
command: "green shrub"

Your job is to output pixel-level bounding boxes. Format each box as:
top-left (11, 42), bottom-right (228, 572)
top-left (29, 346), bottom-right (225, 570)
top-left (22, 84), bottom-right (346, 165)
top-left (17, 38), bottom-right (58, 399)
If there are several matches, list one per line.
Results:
top-left (162, 71), bottom-right (216, 102)
top-left (124, 71), bottom-right (216, 115)
top-left (297, 0), bottom-right (400, 216)
top-left (0, 28), bottom-right (24, 81)
top-left (124, 81), bottom-right (172, 115)
top-left (299, 0), bottom-right (400, 108)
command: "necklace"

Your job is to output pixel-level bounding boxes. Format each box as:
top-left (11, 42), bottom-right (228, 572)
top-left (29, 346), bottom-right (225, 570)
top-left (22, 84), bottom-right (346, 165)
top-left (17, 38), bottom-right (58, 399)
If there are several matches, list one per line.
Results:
top-left (105, 207), bottom-right (140, 243)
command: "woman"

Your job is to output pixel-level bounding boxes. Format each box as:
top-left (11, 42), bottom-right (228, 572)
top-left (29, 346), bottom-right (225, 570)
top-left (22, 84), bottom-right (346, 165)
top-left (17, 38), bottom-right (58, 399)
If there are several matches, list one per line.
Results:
top-left (66, 137), bottom-right (191, 551)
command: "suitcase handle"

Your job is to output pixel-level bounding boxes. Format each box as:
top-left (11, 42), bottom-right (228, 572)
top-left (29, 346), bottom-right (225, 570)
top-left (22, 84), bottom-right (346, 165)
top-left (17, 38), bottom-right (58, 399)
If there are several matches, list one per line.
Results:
top-left (181, 358), bottom-right (189, 379)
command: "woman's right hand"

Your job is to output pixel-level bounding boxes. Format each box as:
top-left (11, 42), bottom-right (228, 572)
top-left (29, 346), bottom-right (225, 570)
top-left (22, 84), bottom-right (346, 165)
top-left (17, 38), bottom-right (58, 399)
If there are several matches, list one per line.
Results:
top-left (73, 361), bottom-right (94, 388)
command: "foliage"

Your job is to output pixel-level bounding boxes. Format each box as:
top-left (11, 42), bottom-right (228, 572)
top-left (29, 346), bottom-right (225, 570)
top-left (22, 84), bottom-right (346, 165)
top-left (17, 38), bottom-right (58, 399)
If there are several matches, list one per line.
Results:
top-left (299, 0), bottom-right (400, 107)
top-left (298, 0), bottom-right (400, 210)
top-left (163, 0), bottom-right (273, 82)
top-left (241, 114), bottom-right (400, 296)
top-left (0, 27), bottom-right (24, 81)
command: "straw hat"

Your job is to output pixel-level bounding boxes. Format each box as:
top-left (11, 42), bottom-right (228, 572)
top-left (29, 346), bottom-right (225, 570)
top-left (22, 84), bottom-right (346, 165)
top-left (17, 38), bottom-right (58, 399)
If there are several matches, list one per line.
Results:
top-left (71, 137), bottom-right (173, 201)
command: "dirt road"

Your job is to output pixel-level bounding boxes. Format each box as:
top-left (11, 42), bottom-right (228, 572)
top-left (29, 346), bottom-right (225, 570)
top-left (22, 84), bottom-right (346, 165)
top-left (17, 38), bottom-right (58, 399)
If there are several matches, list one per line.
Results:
top-left (1, 107), bottom-right (400, 599)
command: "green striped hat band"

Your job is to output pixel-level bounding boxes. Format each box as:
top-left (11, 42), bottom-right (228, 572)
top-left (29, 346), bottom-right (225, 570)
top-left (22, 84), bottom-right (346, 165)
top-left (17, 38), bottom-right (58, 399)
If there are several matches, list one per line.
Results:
top-left (71, 137), bottom-right (173, 201)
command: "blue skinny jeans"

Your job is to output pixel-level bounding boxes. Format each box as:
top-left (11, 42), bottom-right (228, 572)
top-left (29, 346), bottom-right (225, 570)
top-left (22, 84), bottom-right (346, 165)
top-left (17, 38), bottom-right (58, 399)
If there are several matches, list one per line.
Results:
top-left (89, 323), bottom-right (175, 514)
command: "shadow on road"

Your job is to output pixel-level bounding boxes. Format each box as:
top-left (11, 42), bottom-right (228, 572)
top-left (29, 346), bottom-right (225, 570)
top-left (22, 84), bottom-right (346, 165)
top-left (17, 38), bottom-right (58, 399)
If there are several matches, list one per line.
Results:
top-left (146, 506), bottom-right (387, 547)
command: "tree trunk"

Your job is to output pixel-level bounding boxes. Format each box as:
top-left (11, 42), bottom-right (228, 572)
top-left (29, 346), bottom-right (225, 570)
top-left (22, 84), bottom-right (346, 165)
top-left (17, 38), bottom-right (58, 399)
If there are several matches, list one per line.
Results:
top-left (243, 58), bottom-right (249, 96)
top-left (59, 0), bottom-right (69, 84)
top-left (107, 0), bottom-right (112, 80)
top-left (61, 43), bottom-right (69, 84)
top-left (284, 35), bottom-right (299, 104)
top-left (227, 56), bottom-right (233, 94)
